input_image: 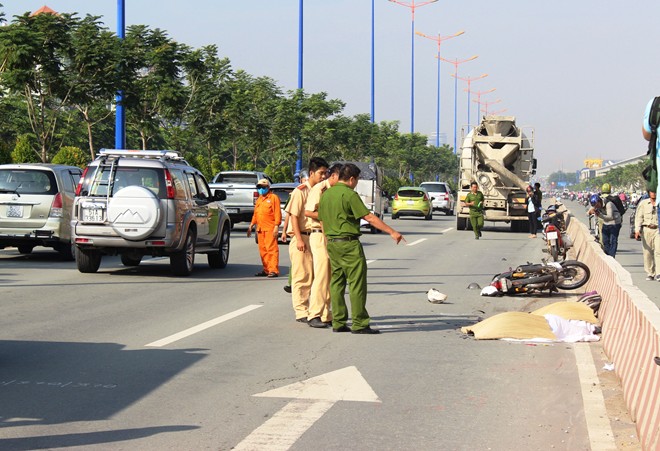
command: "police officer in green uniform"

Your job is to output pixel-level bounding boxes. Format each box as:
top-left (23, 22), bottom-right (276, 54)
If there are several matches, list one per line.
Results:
top-left (318, 163), bottom-right (405, 335)
top-left (464, 181), bottom-right (484, 239)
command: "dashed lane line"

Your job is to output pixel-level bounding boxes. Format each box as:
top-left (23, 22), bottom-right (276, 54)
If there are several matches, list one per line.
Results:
top-left (145, 305), bottom-right (263, 347)
top-left (440, 227), bottom-right (453, 233)
top-left (406, 238), bottom-right (427, 247)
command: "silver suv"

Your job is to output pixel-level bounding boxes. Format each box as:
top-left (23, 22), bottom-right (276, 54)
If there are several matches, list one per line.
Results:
top-left (0, 163), bottom-right (83, 259)
top-left (419, 181), bottom-right (455, 215)
top-left (71, 150), bottom-right (231, 276)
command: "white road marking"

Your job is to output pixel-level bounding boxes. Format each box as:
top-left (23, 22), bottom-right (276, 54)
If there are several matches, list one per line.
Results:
top-left (366, 259), bottom-right (377, 264)
top-left (440, 227), bottom-right (453, 233)
top-left (573, 344), bottom-right (617, 450)
top-left (406, 238), bottom-right (427, 246)
top-left (145, 304), bottom-right (262, 347)
top-left (235, 366), bottom-right (380, 450)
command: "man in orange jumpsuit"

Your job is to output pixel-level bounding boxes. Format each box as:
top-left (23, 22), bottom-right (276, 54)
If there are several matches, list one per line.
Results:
top-left (247, 178), bottom-right (281, 278)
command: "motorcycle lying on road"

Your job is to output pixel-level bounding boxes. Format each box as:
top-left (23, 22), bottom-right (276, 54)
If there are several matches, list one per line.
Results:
top-left (540, 204), bottom-right (572, 261)
top-left (490, 260), bottom-right (590, 295)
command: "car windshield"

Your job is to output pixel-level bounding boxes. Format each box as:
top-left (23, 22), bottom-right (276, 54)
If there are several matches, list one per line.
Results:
top-left (83, 167), bottom-right (165, 198)
top-left (420, 183), bottom-right (446, 193)
top-left (271, 188), bottom-right (293, 204)
top-left (214, 173), bottom-right (259, 184)
top-left (0, 169), bottom-right (57, 195)
top-left (398, 189), bottom-right (425, 198)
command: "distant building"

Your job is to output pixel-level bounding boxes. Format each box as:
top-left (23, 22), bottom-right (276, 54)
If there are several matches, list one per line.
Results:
top-left (31, 5), bottom-right (58, 16)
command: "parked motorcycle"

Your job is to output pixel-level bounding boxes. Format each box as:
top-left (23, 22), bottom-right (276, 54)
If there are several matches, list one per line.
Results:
top-left (490, 260), bottom-right (590, 295)
top-left (541, 204), bottom-right (572, 261)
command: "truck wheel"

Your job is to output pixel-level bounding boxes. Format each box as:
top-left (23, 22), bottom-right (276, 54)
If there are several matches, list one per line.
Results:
top-left (170, 228), bottom-right (196, 276)
top-left (76, 247), bottom-right (102, 273)
top-left (18, 245), bottom-right (34, 254)
top-left (456, 217), bottom-right (467, 230)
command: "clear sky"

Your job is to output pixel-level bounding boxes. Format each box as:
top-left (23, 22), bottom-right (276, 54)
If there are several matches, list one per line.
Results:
top-left (2, 1), bottom-right (658, 176)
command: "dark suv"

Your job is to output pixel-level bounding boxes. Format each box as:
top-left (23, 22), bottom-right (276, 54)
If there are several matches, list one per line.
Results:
top-left (71, 150), bottom-right (231, 276)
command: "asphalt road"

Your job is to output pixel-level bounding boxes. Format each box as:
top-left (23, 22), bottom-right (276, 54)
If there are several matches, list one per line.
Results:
top-left (0, 214), bottom-right (631, 450)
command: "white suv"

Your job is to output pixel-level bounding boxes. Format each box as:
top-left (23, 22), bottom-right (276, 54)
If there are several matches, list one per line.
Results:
top-left (71, 150), bottom-right (231, 276)
top-left (419, 182), bottom-right (455, 215)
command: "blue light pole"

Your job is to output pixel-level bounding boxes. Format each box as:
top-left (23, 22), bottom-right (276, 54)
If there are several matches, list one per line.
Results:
top-left (454, 73), bottom-right (488, 130)
top-left (388, 0), bottom-right (438, 135)
top-left (295, 0), bottom-right (304, 182)
top-left (439, 55), bottom-right (478, 153)
top-left (115, 0), bottom-right (125, 149)
top-left (416, 30), bottom-right (464, 147)
top-left (370, 0), bottom-right (375, 123)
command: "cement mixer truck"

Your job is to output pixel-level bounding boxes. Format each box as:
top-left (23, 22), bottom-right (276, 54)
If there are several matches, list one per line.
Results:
top-left (456, 115), bottom-right (536, 232)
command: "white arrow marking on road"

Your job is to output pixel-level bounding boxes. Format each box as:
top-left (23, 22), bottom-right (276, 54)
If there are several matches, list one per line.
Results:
top-left (234, 366), bottom-right (380, 450)
top-left (406, 238), bottom-right (427, 246)
top-left (145, 304), bottom-right (262, 347)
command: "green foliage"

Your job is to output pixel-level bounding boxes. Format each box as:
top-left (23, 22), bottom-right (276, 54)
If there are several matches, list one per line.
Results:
top-left (11, 134), bottom-right (39, 163)
top-left (51, 146), bottom-right (89, 167)
top-left (0, 7), bottom-right (461, 185)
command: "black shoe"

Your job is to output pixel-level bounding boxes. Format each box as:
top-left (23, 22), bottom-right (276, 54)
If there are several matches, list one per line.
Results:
top-left (255, 271), bottom-right (268, 277)
top-left (351, 326), bottom-right (380, 335)
top-left (283, 285), bottom-right (292, 293)
top-left (478, 230), bottom-right (482, 237)
top-left (296, 317), bottom-right (308, 323)
top-left (267, 272), bottom-right (279, 278)
top-left (323, 320), bottom-right (332, 326)
top-left (332, 325), bottom-right (351, 333)
top-left (308, 317), bottom-right (329, 328)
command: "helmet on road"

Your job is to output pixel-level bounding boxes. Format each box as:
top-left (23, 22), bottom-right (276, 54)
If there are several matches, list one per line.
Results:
top-left (601, 183), bottom-right (611, 194)
top-left (589, 194), bottom-right (601, 206)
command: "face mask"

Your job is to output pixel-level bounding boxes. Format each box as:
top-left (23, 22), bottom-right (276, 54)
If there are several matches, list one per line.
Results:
top-left (257, 187), bottom-right (269, 196)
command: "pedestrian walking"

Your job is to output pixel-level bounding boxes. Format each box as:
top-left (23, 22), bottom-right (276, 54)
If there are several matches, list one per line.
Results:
top-left (285, 158), bottom-right (329, 323)
top-left (303, 163), bottom-right (343, 328)
top-left (463, 181), bottom-right (484, 239)
top-left (247, 178), bottom-right (281, 278)
top-left (634, 190), bottom-right (660, 280)
top-left (318, 163), bottom-right (404, 335)
top-left (588, 194), bottom-right (622, 258)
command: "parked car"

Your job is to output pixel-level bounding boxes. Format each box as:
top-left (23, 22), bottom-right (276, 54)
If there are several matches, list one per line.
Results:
top-left (208, 171), bottom-right (272, 225)
top-left (0, 163), bottom-right (83, 259)
top-left (419, 181), bottom-right (454, 215)
top-left (391, 186), bottom-right (433, 220)
top-left (71, 149), bottom-right (231, 276)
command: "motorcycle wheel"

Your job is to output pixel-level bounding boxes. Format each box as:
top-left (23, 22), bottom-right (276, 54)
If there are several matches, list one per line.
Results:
top-left (556, 260), bottom-right (590, 290)
top-left (550, 242), bottom-right (559, 262)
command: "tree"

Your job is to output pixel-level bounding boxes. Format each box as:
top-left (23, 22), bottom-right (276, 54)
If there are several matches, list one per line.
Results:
top-left (11, 134), bottom-right (39, 163)
top-left (51, 145), bottom-right (88, 167)
top-left (0, 11), bottom-right (76, 162)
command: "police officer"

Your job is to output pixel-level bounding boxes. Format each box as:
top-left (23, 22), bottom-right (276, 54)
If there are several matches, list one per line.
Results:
top-left (634, 190), bottom-right (660, 280)
top-left (463, 181), bottom-right (484, 239)
top-left (318, 163), bottom-right (404, 335)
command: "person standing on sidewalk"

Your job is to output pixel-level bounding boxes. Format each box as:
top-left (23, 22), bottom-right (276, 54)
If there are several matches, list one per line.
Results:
top-left (247, 178), bottom-right (281, 278)
top-left (525, 185), bottom-right (541, 238)
top-left (318, 163), bottom-right (405, 335)
top-left (588, 194), bottom-right (622, 258)
top-left (285, 158), bottom-right (329, 323)
top-left (303, 163), bottom-right (343, 328)
top-left (464, 181), bottom-right (484, 239)
top-left (634, 190), bottom-right (660, 280)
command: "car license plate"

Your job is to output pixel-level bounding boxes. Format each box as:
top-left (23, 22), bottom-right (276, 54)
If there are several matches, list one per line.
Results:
top-left (6, 205), bottom-right (23, 218)
top-left (407, 200), bottom-right (414, 205)
top-left (226, 208), bottom-right (239, 214)
top-left (546, 231), bottom-right (558, 240)
top-left (83, 208), bottom-right (104, 223)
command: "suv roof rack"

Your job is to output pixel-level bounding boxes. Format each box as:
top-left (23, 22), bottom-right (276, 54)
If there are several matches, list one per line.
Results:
top-left (98, 149), bottom-right (185, 161)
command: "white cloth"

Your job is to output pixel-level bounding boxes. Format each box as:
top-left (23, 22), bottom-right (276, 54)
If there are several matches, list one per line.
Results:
top-left (543, 314), bottom-right (600, 342)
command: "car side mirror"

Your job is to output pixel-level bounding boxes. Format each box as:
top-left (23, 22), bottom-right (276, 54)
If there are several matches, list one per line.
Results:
top-left (213, 189), bottom-right (227, 201)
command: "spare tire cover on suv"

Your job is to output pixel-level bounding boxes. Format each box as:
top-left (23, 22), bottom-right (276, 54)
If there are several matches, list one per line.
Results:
top-left (107, 186), bottom-right (161, 240)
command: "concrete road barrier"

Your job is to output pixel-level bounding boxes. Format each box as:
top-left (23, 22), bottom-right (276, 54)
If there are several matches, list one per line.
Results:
top-left (566, 213), bottom-right (660, 450)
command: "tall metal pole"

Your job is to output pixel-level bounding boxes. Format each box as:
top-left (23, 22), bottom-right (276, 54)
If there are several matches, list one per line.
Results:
top-left (295, 0), bottom-right (304, 181)
top-left (439, 55), bottom-right (478, 154)
top-left (389, 1), bottom-right (438, 135)
top-left (371, 0), bottom-right (375, 123)
top-left (115, 0), bottom-right (125, 149)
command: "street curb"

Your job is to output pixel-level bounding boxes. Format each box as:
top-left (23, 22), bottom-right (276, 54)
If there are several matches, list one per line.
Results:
top-left (566, 212), bottom-right (660, 450)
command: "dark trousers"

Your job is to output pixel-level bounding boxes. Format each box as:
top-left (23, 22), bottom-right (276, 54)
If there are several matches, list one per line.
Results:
top-left (528, 212), bottom-right (538, 235)
top-left (602, 223), bottom-right (621, 258)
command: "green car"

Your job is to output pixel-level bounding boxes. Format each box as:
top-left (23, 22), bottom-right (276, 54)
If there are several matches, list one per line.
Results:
top-left (391, 187), bottom-right (433, 220)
